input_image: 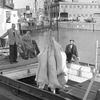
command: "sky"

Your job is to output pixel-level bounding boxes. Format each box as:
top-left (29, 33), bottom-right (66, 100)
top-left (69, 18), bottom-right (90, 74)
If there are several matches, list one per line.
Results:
top-left (13, 0), bottom-right (44, 9)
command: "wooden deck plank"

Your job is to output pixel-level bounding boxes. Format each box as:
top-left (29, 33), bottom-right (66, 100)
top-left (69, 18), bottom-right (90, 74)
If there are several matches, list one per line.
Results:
top-left (68, 80), bottom-right (100, 100)
top-left (0, 57), bottom-right (38, 71)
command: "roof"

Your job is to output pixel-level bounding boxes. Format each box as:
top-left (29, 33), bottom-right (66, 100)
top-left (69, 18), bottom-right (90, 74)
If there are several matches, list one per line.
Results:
top-left (59, 1), bottom-right (100, 5)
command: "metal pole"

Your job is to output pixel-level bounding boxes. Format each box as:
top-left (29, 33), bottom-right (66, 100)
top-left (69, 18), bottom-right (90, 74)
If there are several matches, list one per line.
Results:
top-left (56, 3), bottom-right (59, 42)
top-left (47, 0), bottom-right (51, 30)
top-left (57, 13), bottom-right (59, 42)
top-left (93, 23), bottom-right (94, 32)
top-left (35, 0), bottom-right (37, 17)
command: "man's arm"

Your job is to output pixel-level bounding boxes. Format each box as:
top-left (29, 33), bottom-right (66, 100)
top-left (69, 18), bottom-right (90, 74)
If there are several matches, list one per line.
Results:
top-left (73, 45), bottom-right (80, 60)
top-left (72, 45), bottom-right (80, 62)
top-left (1, 31), bottom-right (9, 38)
top-left (74, 45), bottom-right (78, 57)
top-left (65, 45), bottom-right (69, 55)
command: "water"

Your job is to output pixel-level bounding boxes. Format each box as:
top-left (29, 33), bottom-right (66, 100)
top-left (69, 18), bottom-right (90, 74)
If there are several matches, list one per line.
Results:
top-left (58, 28), bottom-right (99, 64)
top-left (31, 28), bottom-right (100, 64)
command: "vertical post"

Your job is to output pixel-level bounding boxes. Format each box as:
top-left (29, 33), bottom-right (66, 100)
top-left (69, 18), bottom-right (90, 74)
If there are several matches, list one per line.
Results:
top-left (95, 40), bottom-right (98, 70)
top-left (48, 1), bottom-right (52, 29)
top-left (47, 0), bottom-right (52, 38)
top-left (56, 3), bottom-right (59, 42)
top-left (35, 0), bottom-right (37, 18)
top-left (93, 23), bottom-right (94, 32)
top-left (57, 15), bottom-right (59, 42)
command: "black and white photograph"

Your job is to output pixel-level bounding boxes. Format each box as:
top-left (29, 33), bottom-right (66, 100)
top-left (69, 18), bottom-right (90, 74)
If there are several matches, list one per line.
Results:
top-left (0, 0), bottom-right (100, 100)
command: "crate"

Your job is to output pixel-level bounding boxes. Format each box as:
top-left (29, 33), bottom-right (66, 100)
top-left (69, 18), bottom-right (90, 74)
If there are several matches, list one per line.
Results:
top-left (81, 66), bottom-right (92, 73)
top-left (81, 71), bottom-right (93, 79)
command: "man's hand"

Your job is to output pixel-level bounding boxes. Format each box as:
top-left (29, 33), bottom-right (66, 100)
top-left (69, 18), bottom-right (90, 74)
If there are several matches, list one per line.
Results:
top-left (18, 44), bottom-right (21, 48)
top-left (77, 57), bottom-right (80, 61)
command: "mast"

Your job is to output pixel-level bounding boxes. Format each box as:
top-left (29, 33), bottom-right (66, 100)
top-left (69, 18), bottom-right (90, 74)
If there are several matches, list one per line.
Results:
top-left (46, 0), bottom-right (59, 42)
top-left (46, 0), bottom-right (51, 26)
top-left (35, 0), bottom-right (37, 18)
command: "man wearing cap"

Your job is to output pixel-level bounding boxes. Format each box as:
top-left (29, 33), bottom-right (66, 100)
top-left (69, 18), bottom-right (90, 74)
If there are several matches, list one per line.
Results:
top-left (65, 40), bottom-right (79, 63)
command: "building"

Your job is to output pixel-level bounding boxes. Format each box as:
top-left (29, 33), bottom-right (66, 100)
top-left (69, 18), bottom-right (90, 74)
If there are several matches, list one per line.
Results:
top-left (64, 0), bottom-right (99, 3)
top-left (47, 1), bottom-right (100, 22)
top-left (44, 0), bottom-right (60, 17)
top-left (59, 2), bottom-right (100, 20)
top-left (0, 0), bottom-right (19, 37)
top-left (73, 0), bottom-right (99, 3)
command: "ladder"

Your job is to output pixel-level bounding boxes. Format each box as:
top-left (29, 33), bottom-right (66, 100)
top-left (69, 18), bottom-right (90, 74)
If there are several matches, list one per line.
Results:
top-left (83, 40), bottom-right (100, 100)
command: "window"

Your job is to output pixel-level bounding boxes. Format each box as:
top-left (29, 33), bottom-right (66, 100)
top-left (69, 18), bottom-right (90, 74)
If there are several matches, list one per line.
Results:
top-left (61, 5), bottom-right (63, 8)
top-left (57, 12), bottom-right (59, 17)
top-left (76, 5), bottom-right (78, 8)
top-left (81, 5), bottom-right (84, 8)
top-left (88, 5), bottom-right (90, 8)
top-left (92, 5), bottom-right (94, 8)
top-left (78, 5), bottom-right (82, 8)
top-left (57, 6), bottom-right (59, 12)
top-left (67, 5), bottom-right (69, 8)
top-left (70, 5), bottom-right (72, 8)
top-left (94, 5), bottom-right (97, 8)
top-left (85, 14), bottom-right (88, 16)
top-left (97, 5), bottom-right (99, 8)
top-left (73, 5), bottom-right (76, 8)
top-left (85, 5), bottom-right (88, 8)
top-left (65, 5), bottom-right (67, 8)
top-left (90, 5), bottom-right (92, 8)
top-left (77, 5), bottom-right (80, 8)
top-left (73, 14), bottom-right (75, 16)
top-left (69, 14), bottom-right (72, 17)
top-left (80, 5), bottom-right (82, 8)
top-left (60, 12), bottom-right (68, 17)
top-left (54, 7), bottom-right (56, 11)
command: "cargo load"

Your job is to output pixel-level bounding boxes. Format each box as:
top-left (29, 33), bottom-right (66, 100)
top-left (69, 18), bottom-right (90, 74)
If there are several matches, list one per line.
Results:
top-left (35, 34), bottom-right (68, 92)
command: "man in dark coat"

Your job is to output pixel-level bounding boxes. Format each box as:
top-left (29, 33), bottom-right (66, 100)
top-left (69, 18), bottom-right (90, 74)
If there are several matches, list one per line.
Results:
top-left (19, 31), bottom-right (40, 59)
top-left (65, 40), bottom-right (79, 63)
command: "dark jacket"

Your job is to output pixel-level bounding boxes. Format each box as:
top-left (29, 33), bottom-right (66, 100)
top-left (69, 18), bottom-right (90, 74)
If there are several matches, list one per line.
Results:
top-left (65, 44), bottom-right (78, 57)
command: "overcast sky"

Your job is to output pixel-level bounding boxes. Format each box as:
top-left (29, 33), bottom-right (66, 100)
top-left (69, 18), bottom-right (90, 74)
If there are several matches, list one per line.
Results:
top-left (13, 0), bottom-right (44, 9)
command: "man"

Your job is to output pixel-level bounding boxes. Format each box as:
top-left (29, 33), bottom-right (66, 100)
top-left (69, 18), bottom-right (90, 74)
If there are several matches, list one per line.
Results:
top-left (1, 23), bottom-right (20, 64)
top-left (32, 40), bottom-right (40, 57)
top-left (19, 31), bottom-right (40, 59)
top-left (65, 40), bottom-right (79, 63)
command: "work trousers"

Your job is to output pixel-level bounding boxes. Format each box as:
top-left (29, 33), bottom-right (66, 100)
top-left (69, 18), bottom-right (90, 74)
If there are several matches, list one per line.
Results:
top-left (67, 53), bottom-right (72, 63)
top-left (67, 54), bottom-right (78, 63)
top-left (9, 43), bottom-right (17, 63)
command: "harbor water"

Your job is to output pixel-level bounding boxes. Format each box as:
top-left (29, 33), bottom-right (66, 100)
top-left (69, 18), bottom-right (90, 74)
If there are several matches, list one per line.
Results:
top-left (31, 26), bottom-right (100, 65)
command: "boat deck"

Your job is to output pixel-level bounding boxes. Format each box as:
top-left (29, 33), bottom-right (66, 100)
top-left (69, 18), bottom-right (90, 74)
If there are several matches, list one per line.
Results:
top-left (0, 55), bottom-right (99, 100)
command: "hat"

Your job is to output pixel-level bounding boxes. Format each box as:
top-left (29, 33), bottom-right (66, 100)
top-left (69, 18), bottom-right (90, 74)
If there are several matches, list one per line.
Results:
top-left (70, 40), bottom-right (74, 42)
